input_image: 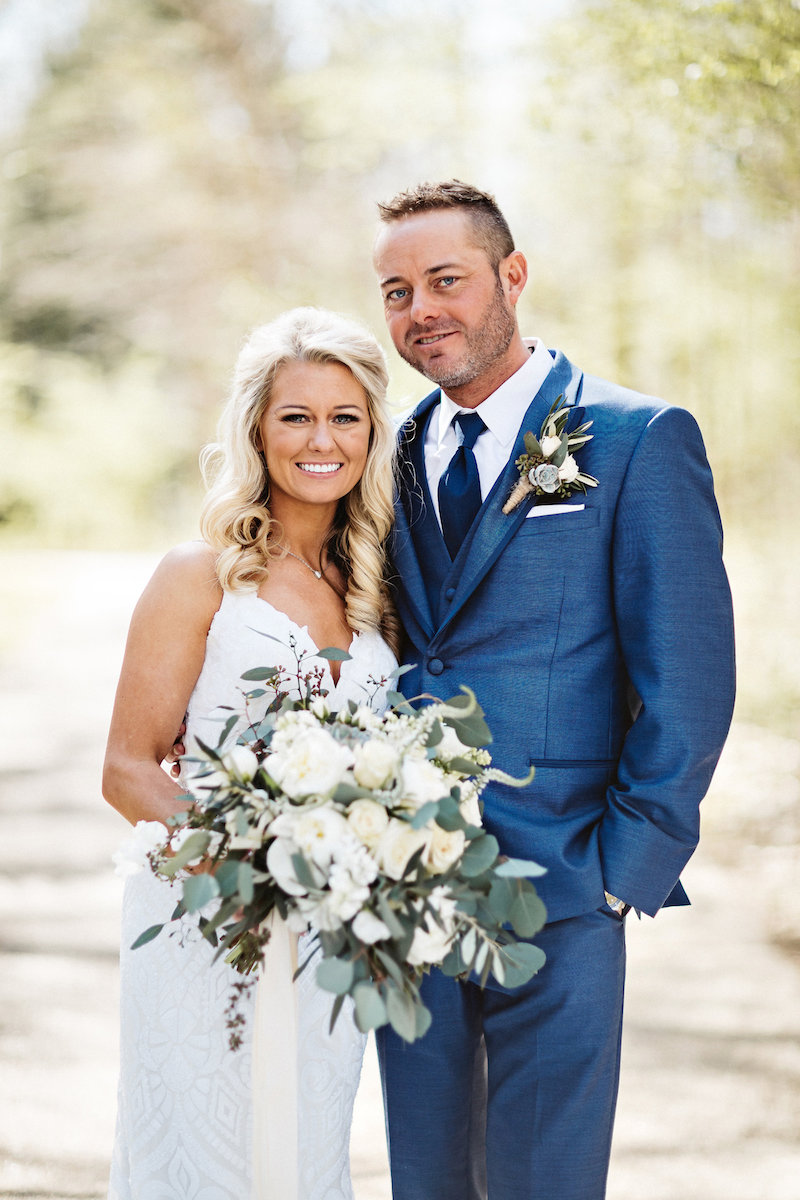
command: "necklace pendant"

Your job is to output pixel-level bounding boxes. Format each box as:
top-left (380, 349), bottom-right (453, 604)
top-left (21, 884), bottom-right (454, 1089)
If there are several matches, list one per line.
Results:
top-left (313, 570), bottom-right (322, 579)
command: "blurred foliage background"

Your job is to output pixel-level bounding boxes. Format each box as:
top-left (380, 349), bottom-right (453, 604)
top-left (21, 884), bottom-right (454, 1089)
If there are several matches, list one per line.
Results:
top-left (1, 0), bottom-right (798, 735)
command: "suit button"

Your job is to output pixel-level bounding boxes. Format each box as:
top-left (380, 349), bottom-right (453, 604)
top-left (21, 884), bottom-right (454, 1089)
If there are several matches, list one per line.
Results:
top-left (428, 657), bottom-right (444, 675)
top-left (445, 587), bottom-right (455, 601)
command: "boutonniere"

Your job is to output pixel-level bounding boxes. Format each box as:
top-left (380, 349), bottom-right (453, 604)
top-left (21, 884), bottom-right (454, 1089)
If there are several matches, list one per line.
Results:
top-left (502, 395), bottom-right (598, 514)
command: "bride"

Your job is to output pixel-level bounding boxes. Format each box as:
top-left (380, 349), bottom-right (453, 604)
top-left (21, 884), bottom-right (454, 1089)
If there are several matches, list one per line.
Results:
top-left (102, 307), bottom-right (400, 1200)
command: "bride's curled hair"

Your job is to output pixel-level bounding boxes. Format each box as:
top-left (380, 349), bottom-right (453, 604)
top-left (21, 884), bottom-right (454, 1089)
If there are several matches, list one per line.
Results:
top-left (200, 307), bottom-right (400, 655)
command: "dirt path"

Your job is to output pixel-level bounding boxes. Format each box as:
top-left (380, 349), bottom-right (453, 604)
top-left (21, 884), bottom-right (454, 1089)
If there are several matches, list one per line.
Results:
top-left (1, 551), bottom-right (798, 1200)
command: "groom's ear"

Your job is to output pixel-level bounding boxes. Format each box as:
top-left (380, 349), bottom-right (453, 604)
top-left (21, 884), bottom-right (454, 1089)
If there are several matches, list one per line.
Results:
top-left (500, 250), bottom-right (528, 307)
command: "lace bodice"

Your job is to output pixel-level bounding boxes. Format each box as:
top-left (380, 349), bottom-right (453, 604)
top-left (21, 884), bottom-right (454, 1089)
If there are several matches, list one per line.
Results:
top-left (182, 590), bottom-right (398, 771)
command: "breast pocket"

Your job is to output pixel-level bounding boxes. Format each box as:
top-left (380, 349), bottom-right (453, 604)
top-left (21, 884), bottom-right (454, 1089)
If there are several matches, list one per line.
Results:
top-left (518, 507), bottom-right (600, 536)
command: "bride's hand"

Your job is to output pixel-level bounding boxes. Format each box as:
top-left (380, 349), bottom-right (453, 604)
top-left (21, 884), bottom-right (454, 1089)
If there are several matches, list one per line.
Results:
top-left (164, 720), bottom-right (187, 779)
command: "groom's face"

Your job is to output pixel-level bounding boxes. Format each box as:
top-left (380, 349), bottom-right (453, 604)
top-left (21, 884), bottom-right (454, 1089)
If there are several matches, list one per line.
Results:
top-left (374, 208), bottom-right (523, 397)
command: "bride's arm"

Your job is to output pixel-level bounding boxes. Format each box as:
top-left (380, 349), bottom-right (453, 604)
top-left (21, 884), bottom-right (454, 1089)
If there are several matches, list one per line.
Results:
top-left (102, 541), bottom-right (223, 826)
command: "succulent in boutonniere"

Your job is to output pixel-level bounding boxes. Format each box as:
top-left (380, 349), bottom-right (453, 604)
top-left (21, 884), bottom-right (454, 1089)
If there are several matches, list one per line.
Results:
top-left (502, 394), bottom-right (598, 514)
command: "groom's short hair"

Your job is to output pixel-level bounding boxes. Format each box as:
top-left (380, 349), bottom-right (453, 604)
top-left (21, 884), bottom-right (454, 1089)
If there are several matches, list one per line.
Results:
top-left (377, 180), bottom-right (515, 271)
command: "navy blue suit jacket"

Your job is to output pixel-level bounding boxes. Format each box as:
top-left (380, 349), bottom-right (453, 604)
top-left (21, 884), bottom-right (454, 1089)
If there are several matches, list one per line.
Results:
top-left (390, 350), bottom-right (736, 922)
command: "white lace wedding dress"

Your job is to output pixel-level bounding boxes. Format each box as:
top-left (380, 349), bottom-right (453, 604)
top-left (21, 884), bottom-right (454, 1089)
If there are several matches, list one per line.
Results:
top-left (109, 590), bottom-right (397, 1200)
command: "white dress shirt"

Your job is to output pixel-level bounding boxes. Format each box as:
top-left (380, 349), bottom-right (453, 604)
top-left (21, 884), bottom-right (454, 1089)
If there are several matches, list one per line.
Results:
top-left (423, 338), bottom-right (553, 524)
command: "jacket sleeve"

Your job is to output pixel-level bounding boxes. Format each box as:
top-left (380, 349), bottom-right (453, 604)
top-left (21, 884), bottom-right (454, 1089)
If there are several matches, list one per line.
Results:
top-left (598, 405), bottom-right (735, 916)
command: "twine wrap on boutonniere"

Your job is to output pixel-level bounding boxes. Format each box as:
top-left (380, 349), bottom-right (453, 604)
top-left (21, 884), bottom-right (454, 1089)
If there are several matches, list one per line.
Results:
top-left (502, 394), bottom-right (598, 514)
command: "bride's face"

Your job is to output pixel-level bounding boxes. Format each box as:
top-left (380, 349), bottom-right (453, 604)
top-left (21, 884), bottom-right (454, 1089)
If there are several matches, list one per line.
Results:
top-left (258, 360), bottom-right (372, 514)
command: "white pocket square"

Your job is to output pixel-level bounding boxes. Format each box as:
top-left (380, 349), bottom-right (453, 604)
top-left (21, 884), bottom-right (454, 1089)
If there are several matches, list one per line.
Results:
top-left (526, 503), bottom-right (585, 518)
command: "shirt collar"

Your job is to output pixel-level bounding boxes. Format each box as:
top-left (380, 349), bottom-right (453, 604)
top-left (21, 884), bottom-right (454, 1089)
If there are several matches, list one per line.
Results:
top-left (435, 338), bottom-right (553, 450)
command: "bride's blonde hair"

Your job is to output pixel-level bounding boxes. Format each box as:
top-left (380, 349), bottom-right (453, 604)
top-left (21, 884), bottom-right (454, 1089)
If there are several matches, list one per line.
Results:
top-left (200, 307), bottom-right (400, 654)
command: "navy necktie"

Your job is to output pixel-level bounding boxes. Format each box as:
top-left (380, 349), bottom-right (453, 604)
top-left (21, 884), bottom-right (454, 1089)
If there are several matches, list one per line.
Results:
top-left (438, 411), bottom-right (486, 559)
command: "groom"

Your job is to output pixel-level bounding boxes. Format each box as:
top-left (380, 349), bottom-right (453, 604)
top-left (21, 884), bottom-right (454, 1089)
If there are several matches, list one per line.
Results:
top-left (373, 180), bottom-right (736, 1199)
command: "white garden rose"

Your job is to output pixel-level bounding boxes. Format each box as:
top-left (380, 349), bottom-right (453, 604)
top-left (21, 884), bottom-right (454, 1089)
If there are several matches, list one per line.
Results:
top-left (558, 454), bottom-right (579, 484)
top-left (352, 909), bottom-right (391, 944)
top-left (222, 744), bottom-right (259, 782)
top-left (353, 740), bottom-right (398, 789)
top-left (112, 820), bottom-right (167, 877)
top-left (265, 727), bottom-right (353, 799)
top-left (292, 804), bottom-right (352, 869)
top-left (425, 825), bottom-right (466, 872)
top-left (347, 798), bottom-right (390, 846)
top-left (376, 819), bottom-right (430, 880)
top-left (540, 434), bottom-right (562, 458)
top-left (399, 756), bottom-right (449, 811)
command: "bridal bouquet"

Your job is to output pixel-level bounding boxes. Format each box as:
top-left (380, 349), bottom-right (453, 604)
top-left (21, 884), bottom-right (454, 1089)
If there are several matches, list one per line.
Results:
top-left (128, 656), bottom-right (546, 1044)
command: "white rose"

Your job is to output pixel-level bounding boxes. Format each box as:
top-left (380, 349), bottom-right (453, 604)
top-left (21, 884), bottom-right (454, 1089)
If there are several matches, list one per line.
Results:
top-left (376, 819), bottom-right (430, 880)
top-left (425, 825), bottom-right (466, 873)
top-left (266, 838), bottom-right (311, 895)
top-left (540, 434), bottom-right (562, 458)
top-left (347, 798), bottom-right (390, 847)
top-left (399, 757), bottom-right (450, 811)
top-left (310, 696), bottom-right (330, 720)
top-left (352, 909), bottom-right (391, 944)
top-left (222, 744), bottom-right (259, 782)
top-left (265, 727), bottom-right (353, 799)
top-left (293, 804), bottom-right (351, 869)
top-left (112, 820), bottom-right (167, 877)
top-left (353, 740), bottom-right (398, 789)
top-left (558, 454), bottom-right (579, 484)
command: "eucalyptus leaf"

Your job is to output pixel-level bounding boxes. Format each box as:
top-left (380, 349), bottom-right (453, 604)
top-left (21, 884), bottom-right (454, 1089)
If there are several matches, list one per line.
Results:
top-left (385, 986), bottom-right (417, 1043)
top-left (316, 955), bottom-right (355, 995)
top-left (414, 1002), bottom-right (433, 1040)
top-left (213, 859), bottom-right (241, 897)
top-left (411, 799), bottom-right (441, 829)
top-left (240, 666), bottom-right (280, 681)
top-left (460, 833), bottom-right (500, 877)
top-left (291, 852), bottom-right (320, 891)
top-left (164, 831), bottom-right (211, 873)
top-left (426, 719), bottom-right (444, 748)
top-left (182, 872), bottom-right (220, 913)
top-left (509, 887), bottom-right (547, 938)
top-left (495, 857), bottom-right (547, 878)
top-left (130, 923), bottom-right (163, 950)
top-left (317, 647), bottom-right (353, 662)
top-left (376, 894), bottom-right (407, 941)
top-left (523, 431), bottom-right (542, 456)
top-left (328, 993), bottom-right (346, 1034)
top-left (353, 982), bottom-right (387, 1032)
top-left (497, 941), bottom-right (546, 988)
top-left (237, 861), bottom-right (255, 905)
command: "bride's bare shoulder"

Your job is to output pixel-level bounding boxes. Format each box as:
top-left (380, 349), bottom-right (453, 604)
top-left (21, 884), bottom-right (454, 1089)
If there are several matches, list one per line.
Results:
top-left (137, 541), bottom-right (222, 621)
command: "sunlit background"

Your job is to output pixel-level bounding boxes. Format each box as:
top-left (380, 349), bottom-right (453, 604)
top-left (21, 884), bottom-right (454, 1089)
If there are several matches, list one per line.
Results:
top-left (1, 2), bottom-right (798, 1197)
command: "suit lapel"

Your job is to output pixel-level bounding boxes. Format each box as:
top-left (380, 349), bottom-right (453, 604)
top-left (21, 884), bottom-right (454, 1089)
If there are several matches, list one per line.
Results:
top-left (391, 391), bottom-right (442, 642)
top-left (442, 352), bottom-right (584, 631)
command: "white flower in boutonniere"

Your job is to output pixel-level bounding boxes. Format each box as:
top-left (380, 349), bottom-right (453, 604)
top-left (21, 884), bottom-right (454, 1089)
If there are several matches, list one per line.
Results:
top-left (503, 394), bottom-right (598, 514)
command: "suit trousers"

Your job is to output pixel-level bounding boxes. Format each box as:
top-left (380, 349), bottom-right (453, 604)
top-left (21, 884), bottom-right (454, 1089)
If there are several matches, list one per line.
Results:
top-left (377, 906), bottom-right (627, 1200)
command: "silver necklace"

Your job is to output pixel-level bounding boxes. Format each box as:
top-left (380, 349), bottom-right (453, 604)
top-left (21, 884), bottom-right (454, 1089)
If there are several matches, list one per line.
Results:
top-left (281, 545), bottom-right (323, 579)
